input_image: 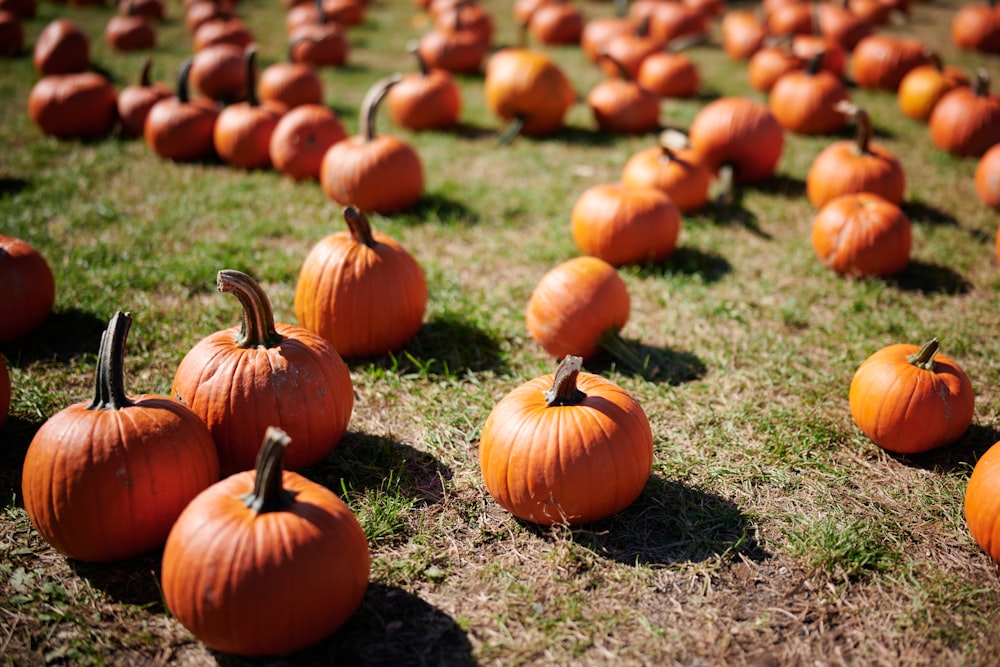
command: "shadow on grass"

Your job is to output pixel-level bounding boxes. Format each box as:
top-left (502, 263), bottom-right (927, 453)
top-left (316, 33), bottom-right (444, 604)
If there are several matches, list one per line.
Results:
top-left (703, 200), bottom-right (774, 240)
top-left (0, 414), bottom-right (42, 508)
top-left (70, 553), bottom-right (167, 612)
top-left (632, 245), bottom-right (733, 283)
top-left (752, 173), bottom-right (807, 199)
top-left (888, 259), bottom-right (971, 295)
top-left (901, 200), bottom-right (959, 227)
top-left (215, 583), bottom-right (476, 667)
top-left (0, 309), bottom-right (106, 365)
top-left (0, 177), bottom-right (28, 197)
top-left (889, 422), bottom-right (1000, 475)
top-left (585, 343), bottom-right (707, 386)
top-left (406, 192), bottom-right (481, 226)
top-left (570, 476), bottom-right (766, 566)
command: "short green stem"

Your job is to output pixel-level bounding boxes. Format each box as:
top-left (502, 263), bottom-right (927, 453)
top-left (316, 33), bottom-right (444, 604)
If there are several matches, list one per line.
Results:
top-left (217, 269), bottom-right (284, 349)
top-left (88, 311), bottom-right (135, 411)
top-left (242, 426), bottom-right (297, 514)
top-left (907, 338), bottom-right (939, 371)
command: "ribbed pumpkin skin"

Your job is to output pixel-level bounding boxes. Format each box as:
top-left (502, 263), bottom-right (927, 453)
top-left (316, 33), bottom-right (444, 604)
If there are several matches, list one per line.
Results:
top-left (484, 48), bottom-right (576, 136)
top-left (621, 143), bottom-right (711, 213)
top-left (806, 140), bottom-right (905, 208)
top-left (270, 104), bottom-right (346, 181)
top-left (811, 193), bottom-right (911, 277)
top-left (897, 63), bottom-right (968, 122)
top-left (849, 342), bottom-right (974, 454)
top-left (320, 136), bottom-right (424, 213)
top-left (28, 72), bottom-right (118, 140)
top-left (386, 69), bottom-right (461, 131)
top-left (965, 440), bottom-right (1000, 562)
top-left (172, 322), bottom-right (353, 475)
top-left (479, 370), bottom-right (653, 525)
top-left (851, 35), bottom-right (931, 91)
top-left (161, 464), bottom-right (370, 655)
top-left (294, 223), bottom-right (428, 359)
top-left (525, 256), bottom-right (629, 360)
top-left (768, 68), bottom-right (849, 135)
top-left (0, 234), bottom-right (55, 343)
top-left (688, 96), bottom-right (784, 184)
top-left (570, 183), bottom-right (681, 266)
top-left (929, 82), bottom-right (1000, 158)
top-left (975, 143), bottom-right (1000, 210)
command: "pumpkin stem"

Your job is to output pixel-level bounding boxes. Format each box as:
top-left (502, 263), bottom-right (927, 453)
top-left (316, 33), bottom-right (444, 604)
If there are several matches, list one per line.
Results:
top-left (975, 69), bottom-right (990, 97)
top-left (544, 355), bottom-right (587, 406)
top-left (343, 205), bottom-right (378, 247)
top-left (597, 48), bottom-right (632, 81)
top-left (805, 50), bottom-right (824, 76)
top-left (907, 337), bottom-right (940, 371)
top-left (88, 311), bottom-right (135, 411)
top-left (360, 74), bottom-right (402, 142)
top-left (497, 115), bottom-right (526, 145)
top-left (217, 269), bottom-right (285, 349)
top-left (244, 45), bottom-right (259, 106)
top-left (242, 426), bottom-right (297, 514)
top-left (714, 162), bottom-right (737, 206)
top-left (837, 101), bottom-right (873, 155)
top-left (177, 58), bottom-right (193, 104)
top-left (407, 40), bottom-right (429, 76)
top-left (597, 327), bottom-right (649, 378)
top-left (139, 56), bottom-right (153, 87)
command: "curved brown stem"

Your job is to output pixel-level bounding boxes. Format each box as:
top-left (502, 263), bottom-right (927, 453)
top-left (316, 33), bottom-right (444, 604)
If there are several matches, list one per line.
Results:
top-left (407, 40), bottom-right (429, 76)
top-left (217, 269), bottom-right (284, 349)
top-left (975, 68), bottom-right (991, 97)
top-left (597, 48), bottom-right (632, 81)
top-left (177, 58), bottom-right (193, 103)
top-left (139, 56), bottom-right (153, 87)
top-left (244, 45), bottom-right (259, 106)
top-left (360, 74), bottom-right (403, 142)
top-left (88, 311), bottom-right (135, 411)
top-left (343, 205), bottom-right (377, 248)
top-left (907, 338), bottom-right (939, 371)
top-left (544, 355), bottom-right (587, 407)
top-left (241, 426), bottom-right (298, 513)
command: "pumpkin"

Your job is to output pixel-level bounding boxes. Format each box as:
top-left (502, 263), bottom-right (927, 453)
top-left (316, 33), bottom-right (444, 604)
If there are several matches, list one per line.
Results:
top-left (161, 426), bottom-right (370, 656)
top-left (484, 46), bottom-right (577, 141)
top-left (806, 103), bottom-right (905, 208)
top-left (104, 1), bottom-right (157, 52)
top-left (28, 71), bottom-right (118, 140)
top-left (514, 0), bottom-right (549, 25)
top-left (295, 205), bottom-right (427, 358)
top-left (479, 355), bottom-right (653, 526)
top-left (185, 0), bottom-right (228, 33)
top-left (529, 0), bottom-right (584, 45)
top-left (525, 255), bottom-right (640, 369)
top-left (33, 18), bottom-right (88, 75)
top-left (0, 0), bottom-right (35, 19)
top-left (975, 142), bottom-right (1000, 210)
top-left (386, 42), bottom-right (462, 131)
top-left (434, 0), bottom-right (494, 44)
top-left (768, 53), bottom-right (850, 135)
top-left (189, 41), bottom-right (247, 104)
top-left (0, 355), bottom-right (9, 426)
top-left (415, 6), bottom-right (488, 74)
top-left (570, 182), bottom-right (681, 266)
top-left (123, 0), bottom-right (164, 21)
top-left (636, 49), bottom-right (700, 99)
top-left (720, 9), bottom-right (766, 60)
top-left (965, 439), bottom-right (1000, 562)
top-left (849, 338), bottom-right (974, 454)
top-left (897, 54), bottom-right (969, 123)
top-left (270, 103), bottom-right (347, 181)
top-left (929, 69), bottom-right (1000, 158)
top-left (597, 25), bottom-right (664, 81)
top-left (587, 51), bottom-right (661, 135)
top-left (952, 0), bottom-right (1000, 54)
top-left (765, 0), bottom-right (813, 35)
top-left (192, 16), bottom-right (253, 51)
top-left (791, 34), bottom-right (846, 77)
top-left (688, 96), bottom-right (785, 184)
top-left (117, 57), bottom-right (172, 138)
top-left (0, 234), bottom-right (55, 343)
top-left (620, 129), bottom-right (711, 213)
top-left (258, 47), bottom-right (324, 109)
top-left (630, 0), bottom-right (708, 44)
top-left (851, 34), bottom-right (931, 91)
top-left (288, 14), bottom-right (349, 68)
top-left (319, 75), bottom-right (425, 214)
top-left (811, 192), bottom-right (911, 277)
top-left (580, 13), bottom-right (639, 63)
top-left (815, 0), bottom-right (871, 51)
top-left (213, 47), bottom-right (285, 170)
top-left (0, 9), bottom-right (23, 56)
top-left (21, 311), bottom-right (220, 562)
top-left (145, 59), bottom-right (220, 162)
top-left (747, 41), bottom-right (804, 93)
top-left (172, 270), bottom-right (354, 476)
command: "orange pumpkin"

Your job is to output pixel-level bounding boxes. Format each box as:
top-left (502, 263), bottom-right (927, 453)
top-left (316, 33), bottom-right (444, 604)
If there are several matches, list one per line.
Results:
top-left (144, 59), bottom-right (220, 162)
top-left (897, 55), bottom-right (969, 123)
top-left (720, 9), bottom-right (766, 60)
top-left (806, 103), bottom-right (905, 208)
top-left (386, 43), bottom-right (462, 131)
top-left (811, 192), bottom-right (911, 277)
top-left (0, 235), bottom-right (55, 343)
top-left (815, 0), bottom-right (871, 51)
top-left (117, 57), bottom-right (172, 138)
top-left (257, 49), bottom-right (324, 109)
top-left (768, 54), bottom-right (850, 135)
top-left (965, 440), bottom-right (1000, 562)
top-left (189, 41), bottom-right (247, 104)
top-left (484, 46), bottom-right (577, 140)
top-left (212, 47), bottom-right (285, 170)
top-left (975, 142), bottom-right (1000, 210)
top-left (636, 49), bottom-right (700, 99)
top-left (479, 355), bottom-right (654, 526)
top-left (688, 96), bottom-right (784, 184)
top-left (415, 7), bottom-right (488, 74)
top-left (33, 18), bottom-right (88, 75)
top-left (21, 311), bottom-right (220, 562)
top-left (580, 14), bottom-right (639, 63)
top-left (851, 34), bottom-right (931, 92)
top-left (28, 72), bottom-right (117, 140)
top-left (747, 41), bottom-right (804, 93)
top-left (929, 69), bottom-right (1000, 158)
top-left (0, 10), bottom-right (23, 56)
top-left (849, 338), bottom-right (974, 454)
top-left (587, 51), bottom-right (661, 134)
top-left (289, 22), bottom-right (349, 68)
top-left (529, 0), bottom-right (584, 45)
top-left (104, 2), bottom-right (156, 52)
top-left (161, 427), bottom-right (370, 656)
top-left (294, 206), bottom-right (428, 359)
top-left (269, 103), bottom-right (346, 181)
top-left (172, 270), bottom-right (354, 476)
top-left (319, 75), bottom-right (425, 213)
top-left (597, 26), bottom-right (664, 81)
top-left (571, 182), bottom-right (680, 266)
top-left (192, 16), bottom-right (252, 51)
top-left (951, 1), bottom-right (1000, 54)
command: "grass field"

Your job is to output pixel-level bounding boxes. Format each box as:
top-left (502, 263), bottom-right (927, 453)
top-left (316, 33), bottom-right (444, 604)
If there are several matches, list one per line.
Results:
top-left (3, 0), bottom-right (1000, 664)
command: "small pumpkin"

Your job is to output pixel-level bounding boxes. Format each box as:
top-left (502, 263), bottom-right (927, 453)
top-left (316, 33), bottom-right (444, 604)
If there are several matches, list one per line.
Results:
top-left (104, 1), bottom-right (157, 52)
top-left (851, 34), bottom-right (931, 92)
top-left (580, 12), bottom-right (639, 63)
top-left (116, 57), bottom-right (172, 138)
top-left (806, 103), bottom-right (905, 208)
top-left (213, 46), bottom-right (285, 170)
top-left (33, 18), bottom-right (88, 75)
top-left (811, 192), bottom-right (911, 277)
top-left (288, 11), bottom-right (349, 68)
top-left (270, 103), bottom-right (347, 181)
top-left (747, 41), bottom-right (804, 93)
top-left (258, 46), bottom-right (324, 109)
top-left (597, 23), bottom-right (664, 81)
top-left (951, 0), bottom-right (1000, 54)
top-left (570, 182), bottom-right (681, 266)
top-left (965, 439), bottom-right (1000, 562)
top-left (479, 355), bottom-right (653, 526)
top-left (434, 0), bottom-right (494, 44)
top-left (319, 75), bottom-right (425, 214)
top-left (815, 0), bottom-right (871, 51)
top-left (0, 9), bottom-right (23, 55)
top-left (528, 0), bottom-right (584, 45)
top-left (975, 142), bottom-right (1000, 210)
top-left (415, 6), bottom-right (488, 74)
top-left (768, 53), bottom-right (850, 135)
top-left (161, 426), bottom-right (370, 656)
top-left (145, 59), bottom-right (220, 162)
top-left (620, 129), bottom-right (712, 213)
top-left (587, 51), bottom-right (662, 135)
top-left (929, 69), bottom-right (1000, 158)
top-left (192, 16), bottom-right (253, 51)
top-left (720, 9), bottom-right (766, 60)
top-left (897, 54), bottom-right (969, 123)
top-left (636, 48), bottom-right (700, 99)
top-left (294, 205), bottom-right (427, 358)
top-left (189, 41), bottom-right (247, 104)
top-left (687, 96), bottom-right (785, 184)
top-left (28, 71), bottom-right (118, 140)
top-left (386, 42), bottom-right (462, 132)
top-left (630, 0), bottom-right (708, 44)
top-left (484, 46), bottom-right (577, 141)
top-left (21, 311), bottom-right (220, 562)
top-left (0, 234), bottom-right (54, 344)
top-left (849, 338), bottom-right (974, 454)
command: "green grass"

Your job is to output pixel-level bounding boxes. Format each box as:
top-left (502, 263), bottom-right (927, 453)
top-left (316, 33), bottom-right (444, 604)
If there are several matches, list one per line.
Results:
top-left (4, 0), bottom-right (1000, 664)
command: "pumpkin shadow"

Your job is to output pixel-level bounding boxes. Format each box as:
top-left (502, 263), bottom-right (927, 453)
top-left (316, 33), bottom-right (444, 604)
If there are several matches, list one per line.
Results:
top-left (886, 422), bottom-right (1000, 475)
top-left (888, 259), bottom-right (971, 295)
top-left (69, 553), bottom-right (168, 612)
top-left (630, 245), bottom-right (733, 283)
top-left (0, 176), bottom-right (28, 196)
top-left (401, 192), bottom-right (481, 226)
top-left (702, 200), bottom-right (773, 240)
top-left (453, 120), bottom-right (504, 140)
top-left (308, 431), bottom-right (451, 505)
top-left (0, 414), bottom-right (43, 508)
top-left (751, 173), bottom-right (807, 199)
top-left (585, 343), bottom-right (707, 386)
top-left (0, 309), bottom-right (106, 365)
top-left (561, 476), bottom-right (766, 566)
top-left (901, 200), bottom-right (960, 227)
top-left (214, 583), bottom-right (476, 667)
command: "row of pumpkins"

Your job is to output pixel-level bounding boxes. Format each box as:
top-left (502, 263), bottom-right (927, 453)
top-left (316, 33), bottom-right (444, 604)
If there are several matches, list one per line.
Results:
top-left (5, 0), bottom-right (1000, 658)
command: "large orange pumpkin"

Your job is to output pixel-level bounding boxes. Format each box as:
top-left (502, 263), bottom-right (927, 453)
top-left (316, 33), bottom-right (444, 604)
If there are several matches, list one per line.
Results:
top-left (965, 440), bottom-right (1000, 562)
top-left (172, 270), bottom-right (354, 476)
top-left (161, 427), bottom-right (370, 656)
top-left (21, 311), bottom-right (220, 562)
top-left (851, 34), bottom-right (931, 92)
top-left (483, 46), bottom-right (577, 140)
top-left (0, 234), bottom-right (55, 343)
top-left (479, 355), bottom-right (653, 525)
top-left (687, 96), bottom-right (784, 184)
top-left (849, 338), bottom-right (974, 454)
top-left (811, 192), bottom-right (911, 277)
top-left (294, 206), bottom-right (428, 359)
